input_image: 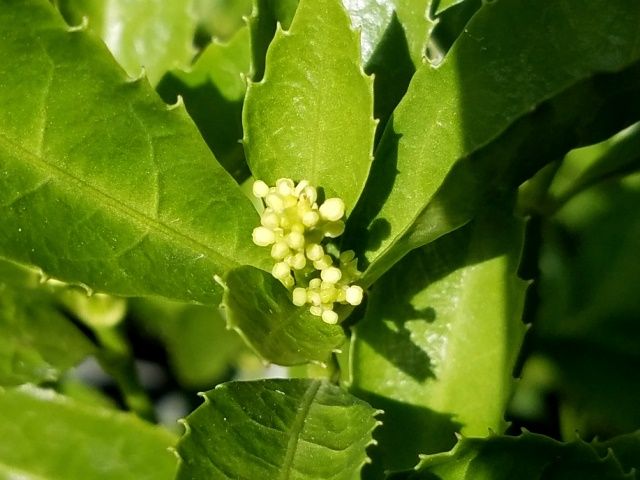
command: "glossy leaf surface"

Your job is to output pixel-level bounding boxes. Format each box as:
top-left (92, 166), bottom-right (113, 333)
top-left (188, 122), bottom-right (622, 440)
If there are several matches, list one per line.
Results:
top-left (57, 0), bottom-right (197, 85)
top-left (244, 0), bottom-right (376, 212)
top-left (346, 0), bottom-right (640, 283)
top-left (176, 379), bottom-right (378, 479)
top-left (351, 209), bottom-right (527, 473)
top-left (0, 386), bottom-right (177, 479)
top-left (223, 266), bottom-right (345, 365)
top-left (393, 432), bottom-right (634, 479)
top-left (158, 26), bottom-right (252, 182)
top-left (0, 260), bottom-right (95, 386)
top-left (0, 0), bottom-right (268, 306)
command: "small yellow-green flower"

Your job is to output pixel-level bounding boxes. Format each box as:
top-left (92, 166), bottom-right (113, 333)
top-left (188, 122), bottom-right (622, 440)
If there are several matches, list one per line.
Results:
top-left (251, 178), bottom-right (364, 324)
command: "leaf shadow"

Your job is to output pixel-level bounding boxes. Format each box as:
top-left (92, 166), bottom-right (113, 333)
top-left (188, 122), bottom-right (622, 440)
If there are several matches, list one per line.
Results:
top-left (352, 390), bottom-right (462, 478)
top-left (156, 73), bottom-right (250, 182)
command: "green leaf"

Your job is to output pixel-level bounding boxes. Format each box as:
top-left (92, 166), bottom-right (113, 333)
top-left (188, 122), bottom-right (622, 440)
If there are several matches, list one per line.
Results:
top-left (548, 124), bottom-right (640, 210)
top-left (345, 0), bottom-right (431, 137)
top-left (392, 432), bottom-right (633, 480)
top-left (129, 297), bottom-right (244, 388)
top-left (0, 386), bottom-right (177, 479)
top-left (595, 431), bottom-right (640, 474)
top-left (223, 266), bottom-right (345, 365)
top-left (157, 26), bottom-right (252, 182)
top-left (247, 0), bottom-right (299, 81)
top-left (532, 171), bottom-right (640, 436)
top-left (432, 0), bottom-right (466, 16)
top-left (192, 0), bottom-right (252, 42)
top-left (0, 0), bottom-right (269, 306)
top-left (428, 0), bottom-right (482, 58)
top-left (176, 379), bottom-right (379, 479)
top-left (56, 0), bottom-right (197, 85)
top-left (0, 287), bottom-right (95, 387)
top-left (346, 0), bottom-right (640, 284)
top-left (243, 0), bottom-right (376, 212)
top-left (350, 208), bottom-right (527, 473)
top-left (0, 259), bottom-right (95, 386)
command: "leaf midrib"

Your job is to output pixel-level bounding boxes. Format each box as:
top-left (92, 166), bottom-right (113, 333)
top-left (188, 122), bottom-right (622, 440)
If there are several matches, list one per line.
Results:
top-left (0, 133), bottom-right (237, 272)
top-left (279, 380), bottom-right (321, 480)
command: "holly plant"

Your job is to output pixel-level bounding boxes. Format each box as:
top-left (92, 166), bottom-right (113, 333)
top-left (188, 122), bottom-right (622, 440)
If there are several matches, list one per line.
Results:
top-left (0, 0), bottom-right (639, 478)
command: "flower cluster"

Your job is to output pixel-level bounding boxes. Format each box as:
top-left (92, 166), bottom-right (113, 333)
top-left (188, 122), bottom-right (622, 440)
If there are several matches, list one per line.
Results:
top-left (251, 178), bottom-right (364, 324)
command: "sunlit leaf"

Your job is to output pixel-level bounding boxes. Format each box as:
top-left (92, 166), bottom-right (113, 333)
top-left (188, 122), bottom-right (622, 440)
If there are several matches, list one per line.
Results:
top-left (56, 0), bottom-right (197, 85)
top-left (176, 379), bottom-right (378, 479)
top-left (350, 207), bottom-right (527, 473)
top-left (244, 0), bottom-right (376, 212)
top-left (0, 0), bottom-right (269, 306)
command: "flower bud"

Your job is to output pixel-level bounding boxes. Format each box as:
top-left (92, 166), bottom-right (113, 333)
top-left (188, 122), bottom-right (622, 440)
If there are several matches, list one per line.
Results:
top-left (292, 287), bottom-right (307, 306)
top-left (272, 262), bottom-right (290, 280)
top-left (321, 266), bottom-right (342, 284)
top-left (252, 227), bottom-right (276, 246)
top-left (345, 285), bottom-right (364, 305)
top-left (323, 220), bottom-right (345, 238)
top-left (271, 242), bottom-right (290, 260)
top-left (261, 211), bottom-right (280, 229)
top-left (286, 231), bottom-right (305, 250)
top-left (305, 243), bottom-right (324, 261)
top-left (322, 310), bottom-right (339, 325)
top-left (252, 180), bottom-right (269, 198)
top-left (319, 198), bottom-right (345, 221)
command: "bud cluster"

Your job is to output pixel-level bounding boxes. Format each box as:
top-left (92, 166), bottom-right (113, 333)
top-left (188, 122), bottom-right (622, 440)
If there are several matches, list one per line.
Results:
top-left (251, 178), bottom-right (364, 324)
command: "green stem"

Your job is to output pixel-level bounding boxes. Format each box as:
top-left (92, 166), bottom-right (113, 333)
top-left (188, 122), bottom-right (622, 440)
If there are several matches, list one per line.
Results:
top-left (94, 326), bottom-right (156, 422)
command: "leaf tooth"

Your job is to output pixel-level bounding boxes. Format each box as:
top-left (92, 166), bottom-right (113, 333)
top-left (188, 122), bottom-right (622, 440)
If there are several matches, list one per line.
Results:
top-left (66, 15), bottom-right (89, 33)
top-left (125, 66), bottom-right (148, 84)
top-left (177, 417), bottom-right (191, 435)
top-left (165, 94), bottom-right (185, 111)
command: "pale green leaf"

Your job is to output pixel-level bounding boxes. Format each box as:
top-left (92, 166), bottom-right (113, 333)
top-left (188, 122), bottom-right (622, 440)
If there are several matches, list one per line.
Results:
top-left (345, 0), bottom-right (640, 284)
top-left (0, 0), bottom-right (269, 306)
top-left (223, 266), bottom-right (345, 365)
top-left (0, 386), bottom-right (177, 480)
top-left (130, 297), bottom-right (244, 388)
top-left (158, 26), bottom-right (252, 182)
top-left (176, 379), bottom-right (378, 479)
top-left (350, 208), bottom-right (527, 473)
top-left (392, 432), bottom-right (633, 480)
top-left (244, 0), bottom-right (376, 212)
top-left (56, 0), bottom-right (197, 85)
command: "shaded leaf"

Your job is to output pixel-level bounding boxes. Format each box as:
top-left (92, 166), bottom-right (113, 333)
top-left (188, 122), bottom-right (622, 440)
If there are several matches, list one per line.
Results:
top-left (345, 0), bottom-right (430, 137)
top-left (345, 0), bottom-right (640, 284)
top-left (248, 0), bottom-right (299, 81)
top-left (130, 297), bottom-right (244, 389)
top-left (176, 379), bottom-right (378, 479)
top-left (158, 26), bottom-right (252, 182)
top-left (243, 0), bottom-right (376, 212)
top-left (392, 432), bottom-right (632, 480)
top-left (56, 0), bottom-right (197, 85)
top-left (0, 386), bottom-right (177, 479)
top-left (350, 208), bottom-right (527, 473)
top-left (0, 0), bottom-right (268, 306)
top-left (223, 266), bottom-right (345, 365)
top-left (0, 259), bottom-right (95, 386)
top-left (532, 172), bottom-right (640, 437)
top-left (0, 286), bottom-right (95, 387)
